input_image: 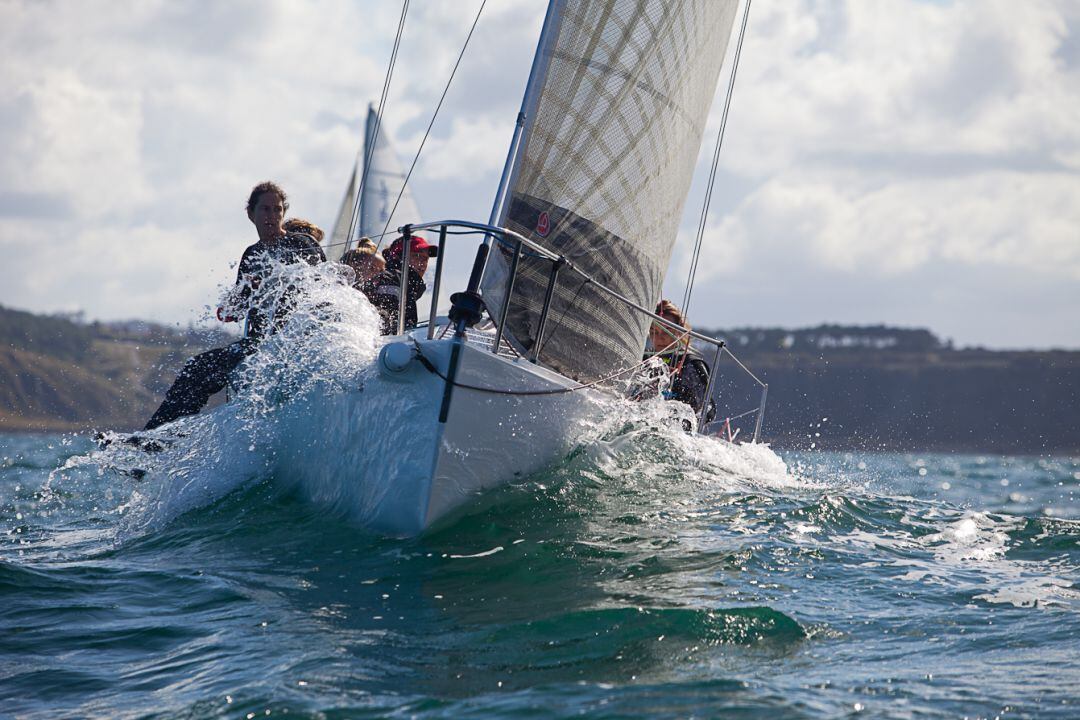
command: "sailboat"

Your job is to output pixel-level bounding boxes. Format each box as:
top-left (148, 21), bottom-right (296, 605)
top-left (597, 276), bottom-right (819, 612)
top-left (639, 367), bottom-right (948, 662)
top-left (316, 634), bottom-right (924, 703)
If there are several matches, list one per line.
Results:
top-left (327, 104), bottom-right (421, 260)
top-left (293, 0), bottom-right (760, 535)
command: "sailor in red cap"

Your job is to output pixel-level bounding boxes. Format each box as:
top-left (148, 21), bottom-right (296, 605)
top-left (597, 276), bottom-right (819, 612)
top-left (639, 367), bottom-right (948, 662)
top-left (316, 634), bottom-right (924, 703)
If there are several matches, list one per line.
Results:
top-left (368, 234), bottom-right (438, 335)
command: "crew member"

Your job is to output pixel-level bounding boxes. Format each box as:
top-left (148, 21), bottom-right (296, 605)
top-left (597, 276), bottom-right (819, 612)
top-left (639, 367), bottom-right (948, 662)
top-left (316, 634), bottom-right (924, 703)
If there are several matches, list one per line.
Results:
top-left (283, 217), bottom-right (325, 245)
top-left (340, 237), bottom-right (386, 298)
top-left (144, 182), bottom-right (325, 430)
top-left (647, 299), bottom-right (716, 423)
top-left (368, 234), bottom-right (437, 335)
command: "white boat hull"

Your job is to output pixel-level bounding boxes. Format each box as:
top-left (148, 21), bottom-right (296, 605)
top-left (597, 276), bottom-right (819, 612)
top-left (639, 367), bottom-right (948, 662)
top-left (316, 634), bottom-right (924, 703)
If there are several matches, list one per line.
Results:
top-left (424, 335), bottom-right (600, 532)
top-left (279, 329), bottom-right (602, 536)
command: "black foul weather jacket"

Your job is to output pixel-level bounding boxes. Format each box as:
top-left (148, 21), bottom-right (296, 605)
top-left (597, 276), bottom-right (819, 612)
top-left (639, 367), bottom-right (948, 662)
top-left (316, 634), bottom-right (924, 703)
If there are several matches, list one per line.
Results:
top-left (144, 232), bottom-right (324, 430)
top-left (231, 231), bottom-right (326, 340)
top-left (657, 347), bottom-right (717, 423)
top-left (368, 262), bottom-right (427, 335)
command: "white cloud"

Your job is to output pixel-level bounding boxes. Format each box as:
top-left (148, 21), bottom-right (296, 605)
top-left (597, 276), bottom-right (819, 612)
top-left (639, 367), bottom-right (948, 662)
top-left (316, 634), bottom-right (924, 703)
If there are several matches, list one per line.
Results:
top-left (722, 0), bottom-right (1080, 173)
top-left (687, 169), bottom-right (1080, 284)
top-left (404, 115), bottom-right (513, 182)
top-left (0, 0), bottom-right (1077, 348)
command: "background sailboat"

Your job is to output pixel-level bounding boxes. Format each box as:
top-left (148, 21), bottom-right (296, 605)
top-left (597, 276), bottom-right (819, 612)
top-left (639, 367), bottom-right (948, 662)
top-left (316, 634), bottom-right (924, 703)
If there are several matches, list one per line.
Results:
top-left (326, 104), bottom-right (421, 260)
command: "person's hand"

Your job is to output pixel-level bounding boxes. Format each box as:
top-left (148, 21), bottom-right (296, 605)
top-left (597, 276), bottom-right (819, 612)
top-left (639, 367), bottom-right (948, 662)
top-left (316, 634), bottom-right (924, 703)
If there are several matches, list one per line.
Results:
top-left (216, 307), bottom-right (237, 323)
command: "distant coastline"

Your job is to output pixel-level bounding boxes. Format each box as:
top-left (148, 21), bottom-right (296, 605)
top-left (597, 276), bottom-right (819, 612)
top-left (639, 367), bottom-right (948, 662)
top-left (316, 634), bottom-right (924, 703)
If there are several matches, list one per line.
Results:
top-left (698, 325), bottom-right (1080, 455)
top-left (0, 304), bottom-right (233, 434)
top-left (2, 304), bottom-right (1077, 454)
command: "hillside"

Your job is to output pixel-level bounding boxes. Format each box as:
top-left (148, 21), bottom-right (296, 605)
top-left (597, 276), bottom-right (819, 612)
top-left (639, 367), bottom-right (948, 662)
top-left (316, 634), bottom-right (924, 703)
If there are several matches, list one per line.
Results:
top-left (702, 326), bottom-right (1080, 454)
top-left (0, 305), bottom-right (233, 432)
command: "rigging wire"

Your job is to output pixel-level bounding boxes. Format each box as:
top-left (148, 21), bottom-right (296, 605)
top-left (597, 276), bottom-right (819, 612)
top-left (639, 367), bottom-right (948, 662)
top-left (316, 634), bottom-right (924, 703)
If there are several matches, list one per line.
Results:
top-left (344, 0), bottom-right (411, 252)
top-left (681, 0), bottom-right (752, 318)
top-left (376, 0), bottom-right (488, 250)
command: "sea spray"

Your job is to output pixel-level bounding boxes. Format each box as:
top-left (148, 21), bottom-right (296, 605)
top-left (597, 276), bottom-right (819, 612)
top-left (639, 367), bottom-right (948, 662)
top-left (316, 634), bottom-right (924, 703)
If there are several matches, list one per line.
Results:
top-left (50, 260), bottom-right (384, 537)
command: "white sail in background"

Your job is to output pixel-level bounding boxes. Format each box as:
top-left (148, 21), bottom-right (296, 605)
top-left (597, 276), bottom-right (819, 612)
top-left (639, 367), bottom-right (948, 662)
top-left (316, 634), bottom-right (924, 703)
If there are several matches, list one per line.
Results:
top-left (327, 162), bottom-right (358, 259)
top-left (482, 0), bottom-right (739, 383)
top-left (327, 105), bottom-right (421, 259)
top-left (359, 105), bottom-right (421, 244)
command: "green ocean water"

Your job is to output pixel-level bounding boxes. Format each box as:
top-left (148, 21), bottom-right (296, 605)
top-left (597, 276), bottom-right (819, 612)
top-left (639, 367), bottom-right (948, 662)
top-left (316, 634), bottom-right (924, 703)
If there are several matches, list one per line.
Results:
top-left (2, 429), bottom-right (1078, 719)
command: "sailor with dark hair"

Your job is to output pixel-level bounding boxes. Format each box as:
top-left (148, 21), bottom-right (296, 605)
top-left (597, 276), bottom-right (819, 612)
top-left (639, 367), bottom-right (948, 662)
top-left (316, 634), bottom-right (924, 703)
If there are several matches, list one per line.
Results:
top-left (143, 182), bottom-right (325, 430)
top-left (646, 299), bottom-right (716, 424)
top-left (368, 234), bottom-right (438, 335)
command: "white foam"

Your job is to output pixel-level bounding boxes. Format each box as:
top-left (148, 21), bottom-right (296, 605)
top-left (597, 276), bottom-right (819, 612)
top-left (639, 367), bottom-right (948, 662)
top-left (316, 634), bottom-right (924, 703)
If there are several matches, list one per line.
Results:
top-left (53, 262), bottom-right (385, 537)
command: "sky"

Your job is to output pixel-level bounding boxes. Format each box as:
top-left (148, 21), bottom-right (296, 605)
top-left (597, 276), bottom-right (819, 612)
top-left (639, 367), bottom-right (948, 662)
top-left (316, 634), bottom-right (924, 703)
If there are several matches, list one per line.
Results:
top-left (0, 0), bottom-right (1077, 350)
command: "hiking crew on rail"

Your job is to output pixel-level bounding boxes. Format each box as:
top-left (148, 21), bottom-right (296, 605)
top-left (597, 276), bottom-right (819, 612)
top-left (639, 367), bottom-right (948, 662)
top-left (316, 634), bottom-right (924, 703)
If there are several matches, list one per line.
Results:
top-left (144, 182), bottom-right (325, 430)
top-left (647, 299), bottom-right (716, 424)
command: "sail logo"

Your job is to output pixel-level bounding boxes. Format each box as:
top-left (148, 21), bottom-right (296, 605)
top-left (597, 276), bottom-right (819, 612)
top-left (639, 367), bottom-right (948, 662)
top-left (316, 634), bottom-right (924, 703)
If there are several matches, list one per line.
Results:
top-left (536, 211), bottom-right (551, 237)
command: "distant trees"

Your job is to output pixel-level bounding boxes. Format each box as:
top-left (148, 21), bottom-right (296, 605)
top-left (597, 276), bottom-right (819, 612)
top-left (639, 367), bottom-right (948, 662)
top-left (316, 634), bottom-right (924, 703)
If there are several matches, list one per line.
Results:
top-left (698, 324), bottom-right (945, 354)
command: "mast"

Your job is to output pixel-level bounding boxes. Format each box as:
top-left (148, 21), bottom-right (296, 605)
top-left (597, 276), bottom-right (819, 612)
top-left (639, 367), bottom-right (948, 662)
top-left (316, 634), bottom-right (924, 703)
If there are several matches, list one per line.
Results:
top-left (359, 104), bottom-right (378, 242)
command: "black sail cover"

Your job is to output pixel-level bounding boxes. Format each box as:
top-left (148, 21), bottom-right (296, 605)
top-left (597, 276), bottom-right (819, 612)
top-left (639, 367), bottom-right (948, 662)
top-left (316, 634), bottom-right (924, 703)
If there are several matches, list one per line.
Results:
top-left (481, 0), bottom-right (739, 382)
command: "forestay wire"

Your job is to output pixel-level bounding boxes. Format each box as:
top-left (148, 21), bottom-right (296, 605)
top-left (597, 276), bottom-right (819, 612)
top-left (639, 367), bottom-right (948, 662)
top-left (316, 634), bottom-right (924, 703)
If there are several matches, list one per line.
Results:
top-left (345, 0), bottom-right (411, 249)
top-left (681, 0), bottom-right (752, 317)
top-left (376, 0), bottom-right (488, 250)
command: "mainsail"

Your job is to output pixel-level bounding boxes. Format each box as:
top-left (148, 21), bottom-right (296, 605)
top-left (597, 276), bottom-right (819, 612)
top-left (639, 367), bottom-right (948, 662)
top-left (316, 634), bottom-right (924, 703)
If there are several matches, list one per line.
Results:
top-left (481, 0), bottom-right (739, 382)
top-left (327, 104), bottom-right (421, 259)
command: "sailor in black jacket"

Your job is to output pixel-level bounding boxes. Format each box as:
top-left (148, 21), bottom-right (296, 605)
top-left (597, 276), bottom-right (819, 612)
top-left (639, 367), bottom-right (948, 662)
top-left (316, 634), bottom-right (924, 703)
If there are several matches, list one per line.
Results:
top-left (144, 183), bottom-right (324, 430)
top-left (232, 228), bottom-right (325, 340)
top-left (646, 300), bottom-right (716, 424)
top-left (368, 235), bottom-right (438, 335)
